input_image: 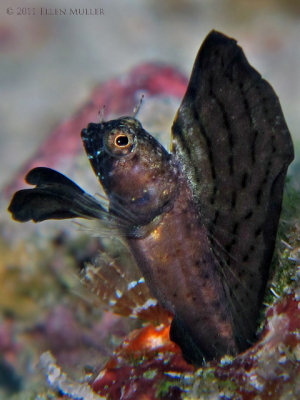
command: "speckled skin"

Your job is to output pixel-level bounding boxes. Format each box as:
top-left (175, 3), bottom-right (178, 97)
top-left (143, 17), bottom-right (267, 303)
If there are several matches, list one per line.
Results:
top-left (128, 174), bottom-right (238, 361)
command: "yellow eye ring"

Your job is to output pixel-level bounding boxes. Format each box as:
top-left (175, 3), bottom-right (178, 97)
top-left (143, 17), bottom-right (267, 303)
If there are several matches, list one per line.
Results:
top-left (114, 134), bottom-right (130, 148)
top-left (105, 130), bottom-right (136, 158)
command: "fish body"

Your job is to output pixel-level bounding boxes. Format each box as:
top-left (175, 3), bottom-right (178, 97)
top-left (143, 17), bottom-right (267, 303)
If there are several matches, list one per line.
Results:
top-left (82, 116), bottom-right (238, 362)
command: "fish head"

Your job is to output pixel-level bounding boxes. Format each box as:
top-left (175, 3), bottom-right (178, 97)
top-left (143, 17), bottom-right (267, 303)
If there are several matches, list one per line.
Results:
top-left (81, 117), bottom-right (178, 226)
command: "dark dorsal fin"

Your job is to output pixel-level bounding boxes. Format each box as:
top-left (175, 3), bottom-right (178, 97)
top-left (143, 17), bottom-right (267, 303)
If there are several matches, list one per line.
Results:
top-left (172, 30), bottom-right (294, 349)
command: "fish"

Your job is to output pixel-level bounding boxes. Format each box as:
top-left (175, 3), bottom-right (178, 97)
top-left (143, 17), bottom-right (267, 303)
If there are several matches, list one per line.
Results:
top-left (8, 31), bottom-right (294, 364)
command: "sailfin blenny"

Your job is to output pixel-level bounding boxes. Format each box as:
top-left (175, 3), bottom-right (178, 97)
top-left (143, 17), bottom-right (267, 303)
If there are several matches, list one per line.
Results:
top-left (8, 31), bottom-right (294, 365)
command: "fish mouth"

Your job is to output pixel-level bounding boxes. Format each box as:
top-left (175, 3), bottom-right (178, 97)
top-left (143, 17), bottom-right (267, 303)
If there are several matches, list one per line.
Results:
top-left (81, 122), bottom-right (104, 149)
top-left (80, 123), bottom-right (106, 187)
top-left (81, 123), bottom-right (106, 165)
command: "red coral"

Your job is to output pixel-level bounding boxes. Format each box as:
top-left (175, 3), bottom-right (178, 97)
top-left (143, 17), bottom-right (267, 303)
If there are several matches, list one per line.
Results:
top-left (211, 292), bottom-right (300, 399)
top-left (92, 324), bottom-right (194, 400)
top-left (91, 292), bottom-right (300, 400)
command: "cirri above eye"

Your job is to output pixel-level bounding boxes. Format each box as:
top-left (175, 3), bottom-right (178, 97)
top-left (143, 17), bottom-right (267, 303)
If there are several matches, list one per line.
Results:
top-left (105, 130), bottom-right (136, 157)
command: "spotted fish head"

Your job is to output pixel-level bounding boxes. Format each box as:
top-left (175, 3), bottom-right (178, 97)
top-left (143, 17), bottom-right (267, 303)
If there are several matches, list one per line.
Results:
top-left (81, 117), bottom-right (178, 227)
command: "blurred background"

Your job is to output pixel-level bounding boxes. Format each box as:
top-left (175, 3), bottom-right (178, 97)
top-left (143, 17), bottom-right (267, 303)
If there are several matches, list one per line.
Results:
top-left (0, 0), bottom-right (299, 398)
top-left (0, 0), bottom-right (299, 189)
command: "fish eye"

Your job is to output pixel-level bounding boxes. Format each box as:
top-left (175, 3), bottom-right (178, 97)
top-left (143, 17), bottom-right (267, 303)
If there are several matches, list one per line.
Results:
top-left (105, 130), bottom-right (136, 157)
top-left (115, 134), bottom-right (129, 148)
